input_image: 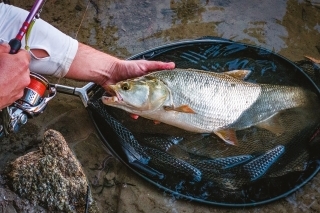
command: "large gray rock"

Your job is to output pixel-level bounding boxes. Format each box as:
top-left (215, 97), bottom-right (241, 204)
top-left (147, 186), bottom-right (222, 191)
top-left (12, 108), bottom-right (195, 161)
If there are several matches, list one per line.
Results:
top-left (5, 129), bottom-right (98, 212)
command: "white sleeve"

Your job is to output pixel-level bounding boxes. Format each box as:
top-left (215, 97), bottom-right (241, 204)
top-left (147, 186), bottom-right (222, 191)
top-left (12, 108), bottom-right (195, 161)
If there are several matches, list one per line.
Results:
top-left (0, 3), bottom-right (78, 77)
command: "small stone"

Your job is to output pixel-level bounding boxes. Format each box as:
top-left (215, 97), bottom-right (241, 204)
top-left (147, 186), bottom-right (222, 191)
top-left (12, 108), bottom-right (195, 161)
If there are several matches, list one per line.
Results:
top-left (75, 4), bottom-right (83, 11)
top-left (105, 172), bottom-right (116, 181)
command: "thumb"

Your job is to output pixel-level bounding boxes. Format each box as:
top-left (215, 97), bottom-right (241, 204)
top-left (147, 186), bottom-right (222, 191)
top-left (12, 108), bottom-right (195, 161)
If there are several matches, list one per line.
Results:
top-left (0, 43), bottom-right (10, 53)
top-left (101, 80), bottom-right (116, 91)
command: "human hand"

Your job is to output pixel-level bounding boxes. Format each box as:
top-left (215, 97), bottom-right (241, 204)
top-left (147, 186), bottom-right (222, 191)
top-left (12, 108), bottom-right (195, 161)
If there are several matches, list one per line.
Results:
top-left (65, 43), bottom-right (175, 89)
top-left (0, 43), bottom-right (31, 109)
top-left (99, 59), bottom-right (175, 90)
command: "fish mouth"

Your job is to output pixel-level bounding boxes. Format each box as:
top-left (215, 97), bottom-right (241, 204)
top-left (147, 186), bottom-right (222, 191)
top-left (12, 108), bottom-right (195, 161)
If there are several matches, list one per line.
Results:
top-left (102, 85), bottom-right (123, 104)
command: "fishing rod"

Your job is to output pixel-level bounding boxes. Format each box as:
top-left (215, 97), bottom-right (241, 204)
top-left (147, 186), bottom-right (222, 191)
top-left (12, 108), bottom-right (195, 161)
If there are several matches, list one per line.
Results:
top-left (9, 0), bottom-right (46, 53)
top-left (1, 0), bottom-right (56, 136)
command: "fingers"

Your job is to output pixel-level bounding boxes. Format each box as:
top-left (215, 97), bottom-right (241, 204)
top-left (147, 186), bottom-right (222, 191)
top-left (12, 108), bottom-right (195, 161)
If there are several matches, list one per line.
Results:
top-left (0, 43), bottom-right (31, 62)
top-left (100, 60), bottom-right (175, 89)
top-left (0, 43), bottom-right (10, 53)
top-left (151, 61), bottom-right (175, 70)
top-left (23, 68), bottom-right (31, 86)
top-left (138, 60), bottom-right (175, 71)
top-left (102, 84), bottom-right (111, 91)
top-left (16, 49), bottom-right (31, 62)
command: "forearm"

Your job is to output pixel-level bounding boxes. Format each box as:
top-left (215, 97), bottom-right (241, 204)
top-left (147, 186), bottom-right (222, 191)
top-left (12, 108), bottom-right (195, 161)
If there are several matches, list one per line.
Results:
top-left (65, 43), bottom-right (120, 85)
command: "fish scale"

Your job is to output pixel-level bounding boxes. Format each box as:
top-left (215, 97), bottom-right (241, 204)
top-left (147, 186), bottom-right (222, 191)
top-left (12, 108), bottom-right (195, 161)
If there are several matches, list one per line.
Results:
top-left (150, 70), bottom-right (261, 130)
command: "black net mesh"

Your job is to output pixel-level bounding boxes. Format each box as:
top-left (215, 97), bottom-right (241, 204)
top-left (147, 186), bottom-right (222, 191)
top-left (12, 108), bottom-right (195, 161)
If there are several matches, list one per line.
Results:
top-left (87, 39), bottom-right (320, 206)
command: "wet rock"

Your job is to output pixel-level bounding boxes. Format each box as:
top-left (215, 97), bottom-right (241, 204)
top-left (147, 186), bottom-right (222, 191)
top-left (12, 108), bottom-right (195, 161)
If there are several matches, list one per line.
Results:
top-left (75, 4), bottom-right (83, 11)
top-left (5, 129), bottom-right (99, 212)
top-left (306, 0), bottom-right (320, 8)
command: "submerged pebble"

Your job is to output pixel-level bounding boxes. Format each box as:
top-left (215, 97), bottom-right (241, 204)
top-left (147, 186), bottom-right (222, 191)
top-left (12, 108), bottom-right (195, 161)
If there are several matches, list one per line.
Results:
top-left (5, 129), bottom-right (98, 212)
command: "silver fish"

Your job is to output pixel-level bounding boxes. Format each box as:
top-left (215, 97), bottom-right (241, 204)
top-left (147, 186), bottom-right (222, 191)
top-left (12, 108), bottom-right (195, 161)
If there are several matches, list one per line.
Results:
top-left (102, 68), bottom-right (318, 145)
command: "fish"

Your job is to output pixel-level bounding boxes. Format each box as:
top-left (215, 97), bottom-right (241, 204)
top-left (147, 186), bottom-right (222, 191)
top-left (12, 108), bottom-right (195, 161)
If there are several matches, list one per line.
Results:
top-left (102, 68), bottom-right (318, 145)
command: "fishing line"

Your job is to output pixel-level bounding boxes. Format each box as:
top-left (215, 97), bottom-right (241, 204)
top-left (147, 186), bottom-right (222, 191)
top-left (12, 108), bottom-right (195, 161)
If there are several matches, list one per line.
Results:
top-left (57, 0), bottom-right (89, 85)
top-left (75, 0), bottom-right (90, 39)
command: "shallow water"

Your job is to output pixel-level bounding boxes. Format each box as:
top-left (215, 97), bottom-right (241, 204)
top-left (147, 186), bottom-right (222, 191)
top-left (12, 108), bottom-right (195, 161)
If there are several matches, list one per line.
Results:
top-left (3, 0), bottom-right (320, 212)
top-left (33, 0), bottom-right (320, 60)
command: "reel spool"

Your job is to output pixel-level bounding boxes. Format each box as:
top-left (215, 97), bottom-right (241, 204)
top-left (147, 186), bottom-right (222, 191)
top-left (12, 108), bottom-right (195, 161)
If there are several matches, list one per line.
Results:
top-left (20, 72), bottom-right (51, 108)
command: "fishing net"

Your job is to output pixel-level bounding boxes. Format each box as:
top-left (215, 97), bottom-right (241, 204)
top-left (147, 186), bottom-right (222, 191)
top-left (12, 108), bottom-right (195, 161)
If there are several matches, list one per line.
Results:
top-left (87, 38), bottom-right (320, 206)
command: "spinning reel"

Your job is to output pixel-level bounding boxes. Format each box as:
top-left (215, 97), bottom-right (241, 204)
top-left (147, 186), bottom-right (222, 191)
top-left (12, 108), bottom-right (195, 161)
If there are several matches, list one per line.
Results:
top-left (0, 72), bottom-right (56, 137)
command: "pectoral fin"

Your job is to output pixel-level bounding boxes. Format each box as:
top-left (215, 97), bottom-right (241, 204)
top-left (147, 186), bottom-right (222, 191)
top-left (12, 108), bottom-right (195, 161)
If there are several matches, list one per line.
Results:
top-left (224, 70), bottom-right (251, 80)
top-left (214, 129), bottom-right (238, 146)
top-left (256, 113), bottom-right (284, 136)
top-left (163, 105), bottom-right (196, 114)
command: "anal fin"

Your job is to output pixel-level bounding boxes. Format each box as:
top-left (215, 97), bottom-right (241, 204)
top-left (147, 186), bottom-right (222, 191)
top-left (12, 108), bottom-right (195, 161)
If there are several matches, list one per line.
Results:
top-left (256, 113), bottom-right (284, 136)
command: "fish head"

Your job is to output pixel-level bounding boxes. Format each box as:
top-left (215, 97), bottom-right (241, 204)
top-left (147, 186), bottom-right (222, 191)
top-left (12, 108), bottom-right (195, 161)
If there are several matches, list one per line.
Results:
top-left (102, 76), bottom-right (170, 113)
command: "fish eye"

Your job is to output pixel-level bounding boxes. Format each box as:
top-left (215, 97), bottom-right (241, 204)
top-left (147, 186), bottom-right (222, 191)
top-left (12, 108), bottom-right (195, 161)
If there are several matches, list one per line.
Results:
top-left (121, 82), bottom-right (130, 91)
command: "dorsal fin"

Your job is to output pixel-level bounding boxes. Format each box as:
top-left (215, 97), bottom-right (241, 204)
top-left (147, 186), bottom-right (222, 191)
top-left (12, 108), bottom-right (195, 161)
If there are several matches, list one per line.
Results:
top-left (305, 55), bottom-right (320, 64)
top-left (223, 70), bottom-right (251, 80)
